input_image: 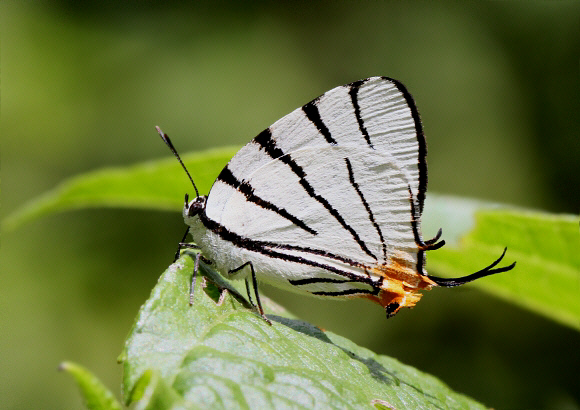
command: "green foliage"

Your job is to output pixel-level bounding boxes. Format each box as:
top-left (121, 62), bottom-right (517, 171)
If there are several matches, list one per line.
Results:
top-left (427, 207), bottom-right (580, 330)
top-left (59, 362), bottom-right (122, 410)
top-left (4, 2), bottom-right (579, 408)
top-left (121, 253), bottom-right (487, 409)
top-left (128, 370), bottom-right (197, 410)
top-left (3, 147), bottom-right (239, 231)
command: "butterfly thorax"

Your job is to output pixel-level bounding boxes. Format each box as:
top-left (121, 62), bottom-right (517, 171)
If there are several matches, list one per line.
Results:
top-left (184, 199), bottom-right (245, 279)
top-left (183, 196), bottom-right (209, 248)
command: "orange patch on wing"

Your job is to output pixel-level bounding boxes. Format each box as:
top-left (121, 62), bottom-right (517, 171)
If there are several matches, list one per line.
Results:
top-left (363, 252), bottom-right (438, 315)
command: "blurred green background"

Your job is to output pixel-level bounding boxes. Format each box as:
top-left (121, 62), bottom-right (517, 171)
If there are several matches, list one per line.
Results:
top-left (2, 1), bottom-right (579, 409)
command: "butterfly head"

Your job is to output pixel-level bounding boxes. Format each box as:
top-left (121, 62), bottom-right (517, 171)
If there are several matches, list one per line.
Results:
top-left (183, 193), bottom-right (207, 221)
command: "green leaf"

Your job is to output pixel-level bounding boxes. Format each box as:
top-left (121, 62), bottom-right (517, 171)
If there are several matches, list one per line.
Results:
top-left (3, 147), bottom-right (238, 230)
top-left (422, 199), bottom-right (580, 330)
top-left (58, 361), bottom-right (122, 410)
top-left (129, 369), bottom-right (198, 410)
top-left (120, 252), bottom-right (487, 409)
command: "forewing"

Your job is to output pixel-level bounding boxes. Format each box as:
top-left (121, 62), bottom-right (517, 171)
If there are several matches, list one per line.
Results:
top-left (278, 77), bottom-right (426, 212)
top-left (203, 76), bottom-right (425, 268)
top-left (205, 146), bottom-right (418, 268)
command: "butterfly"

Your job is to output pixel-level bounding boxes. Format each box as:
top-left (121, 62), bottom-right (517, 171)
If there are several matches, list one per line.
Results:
top-left (158, 76), bottom-right (515, 322)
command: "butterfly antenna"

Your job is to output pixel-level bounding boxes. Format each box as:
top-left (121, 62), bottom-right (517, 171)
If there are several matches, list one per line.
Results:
top-left (156, 126), bottom-right (199, 197)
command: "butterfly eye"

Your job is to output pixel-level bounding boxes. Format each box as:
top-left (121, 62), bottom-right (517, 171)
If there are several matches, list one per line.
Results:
top-left (187, 197), bottom-right (206, 217)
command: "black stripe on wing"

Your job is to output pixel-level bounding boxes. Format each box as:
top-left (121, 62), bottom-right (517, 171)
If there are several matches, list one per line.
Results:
top-left (274, 242), bottom-right (368, 269)
top-left (303, 96), bottom-right (388, 262)
top-left (199, 211), bottom-right (378, 289)
top-left (289, 277), bottom-right (353, 285)
top-left (254, 128), bottom-right (378, 261)
top-left (406, 185), bottom-right (446, 277)
top-left (380, 76), bottom-right (428, 215)
top-left (289, 277), bottom-right (378, 296)
top-left (302, 101), bottom-right (337, 145)
top-left (311, 288), bottom-right (375, 297)
top-left (344, 157), bottom-right (387, 261)
top-left (217, 166), bottom-right (317, 235)
top-left (349, 80), bottom-right (374, 148)
top-left (301, 77), bottom-right (427, 214)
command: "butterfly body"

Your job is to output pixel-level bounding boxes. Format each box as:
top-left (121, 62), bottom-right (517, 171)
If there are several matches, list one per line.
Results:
top-left (164, 76), bottom-right (514, 319)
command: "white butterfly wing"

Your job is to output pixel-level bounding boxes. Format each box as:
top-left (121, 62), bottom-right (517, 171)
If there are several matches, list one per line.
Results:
top-left (208, 146), bottom-right (415, 263)
top-left (187, 77), bottom-right (429, 295)
top-left (271, 76), bottom-right (427, 212)
top-left (195, 147), bottom-right (417, 295)
top-left (216, 76), bottom-right (426, 214)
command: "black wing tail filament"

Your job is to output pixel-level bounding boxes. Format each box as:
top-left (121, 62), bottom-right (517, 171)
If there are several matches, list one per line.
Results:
top-left (420, 227), bottom-right (445, 251)
top-left (428, 247), bottom-right (516, 287)
top-left (406, 185), bottom-right (514, 286)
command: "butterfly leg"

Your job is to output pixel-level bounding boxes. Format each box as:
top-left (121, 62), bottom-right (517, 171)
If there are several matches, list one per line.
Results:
top-left (189, 252), bottom-right (201, 305)
top-left (245, 278), bottom-right (254, 306)
top-left (180, 243), bottom-right (200, 250)
top-left (174, 226), bottom-right (202, 262)
top-left (189, 252), bottom-right (216, 305)
top-left (230, 262), bottom-right (272, 325)
top-left (172, 227), bottom-right (192, 262)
